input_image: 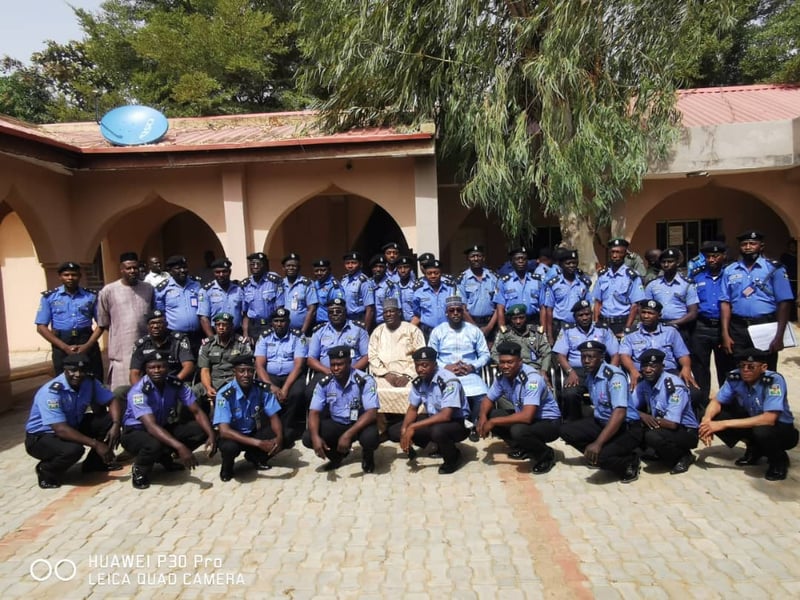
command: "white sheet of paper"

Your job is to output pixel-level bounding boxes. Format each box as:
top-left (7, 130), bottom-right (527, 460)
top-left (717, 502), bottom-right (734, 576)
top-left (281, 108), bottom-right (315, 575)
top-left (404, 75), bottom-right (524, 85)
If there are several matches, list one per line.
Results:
top-left (746, 322), bottom-right (797, 351)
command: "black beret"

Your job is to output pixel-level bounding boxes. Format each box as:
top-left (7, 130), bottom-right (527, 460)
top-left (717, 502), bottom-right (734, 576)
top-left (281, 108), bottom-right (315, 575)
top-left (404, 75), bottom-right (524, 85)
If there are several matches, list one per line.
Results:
top-left (210, 258), bottom-right (232, 269)
top-left (507, 304), bottom-right (527, 316)
top-left (464, 245), bottom-right (485, 255)
top-left (342, 251), bottom-right (362, 261)
top-left (412, 347), bottom-right (437, 361)
top-left (327, 297), bottom-right (346, 308)
top-left (571, 299), bottom-right (592, 313)
top-left (734, 348), bottom-right (770, 363)
top-left (119, 252), bottom-right (139, 263)
top-left (145, 309), bottom-right (166, 321)
top-left (424, 259), bottom-right (442, 270)
top-left (270, 308), bottom-right (290, 320)
top-left (736, 230), bottom-right (764, 242)
top-left (417, 253), bottom-right (436, 265)
top-left (57, 261), bottom-right (81, 273)
top-left (230, 354), bottom-right (255, 367)
top-left (165, 255), bottom-right (187, 268)
top-left (282, 253), bottom-right (301, 264)
top-left (327, 345), bottom-right (352, 360)
top-left (63, 353), bottom-right (91, 370)
top-left (146, 352), bottom-right (169, 364)
top-left (495, 341), bottom-right (522, 357)
top-left (577, 341), bottom-right (606, 353)
top-left (640, 349), bottom-right (666, 365)
top-left (555, 248), bottom-right (578, 261)
top-left (396, 256), bottom-right (412, 266)
top-left (638, 299), bottom-right (663, 312)
top-left (213, 312), bottom-right (234, 323)
top-left (608, 238), bottom-right (630, 248)
top-left (700, 241), bottom-right (727, 254)
top-left (508, 246), bottom-right (528, 257)
top-left (312, 258), bottom-right (331, 268)
top-left (659, 248), bottom-right (680, 260)
top-left (247, 252), bottom-right (267, 262)
top-left (368, 254), bottom-right (387, 267)
top-left (381, 242), bottom-right (400, 252)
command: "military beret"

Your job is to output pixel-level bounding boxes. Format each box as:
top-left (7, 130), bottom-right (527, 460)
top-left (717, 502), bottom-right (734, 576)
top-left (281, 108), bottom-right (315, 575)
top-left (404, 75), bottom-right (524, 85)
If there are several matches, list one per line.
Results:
top-left (382, 297), bottom-right (400, 310)
top-left (165, 255), bottom-right (187, 268)
top-left (507, 304), bottom-right (527, 317)
top-left (231, 354), bottom-right (256, 367)
top-left (213, 312), bottom-right (234, 323)
top-left (577, 341), bottom-right (606, 353)
top-left (639, 349), bottom-right (666, 365)
top-left (734, 348), bottom-right (770, 363)
top-left (312, 258), bottom-right (331, 268)
top-left (210, 258), bottom-right (232, 269)
top-left (638, 299), bottom-right (663, 312)
top-left (145, 309), bottom-right (166, 322)
top-left (445, 295), bottom-right (464, 308)
top-left (424, 259), bottom-right (442, 270)
top-left (327, 345), bottom-right (352, 360)
top-left (736, 230), bottom-right (764, 242)
top-left (342, 251), bottom-right (362, 261)
top-left (412, 347), bottom-right (437, 361)
top-left (659, 248), bottom-right (680, 260)
top-left (464, 245), bottom-right (485, 255)
top-left (270, 308), bottom-right (290, 320)
top-left (396, 256), bottom-right (412, 266)
top-left (495, 341), bottom-right (522, 357)
top-left (418, 252), bottom-right (436, 266)
top-left (247, 252), bottom-right (267, 262)
top-left (369, 254), bottom-right (387, 268)
top-left (327, 297), bottom-right (346, 308)
top-left (381, 242), bottom-right (400, 252)
top-left (57, 261), bottom-right (81, 273)
top-left (700, 241), bottom-right (727, 254)
top-left (146, 352), bottom-right (169, 364)
top-left (63, 353), bottom-right (91, 370)
top-left (555, 248), bottom-right (578, 261)
top-left (508, 246), bottom-right (528, 257)
top-left (282, 253), bottom-right (300, 264)
top-left (119, 251), bottom-right (139, 263)
top-left (571, 299), bottom-right (592, 313)
top-left (608, 238), bottom-right (630, 248)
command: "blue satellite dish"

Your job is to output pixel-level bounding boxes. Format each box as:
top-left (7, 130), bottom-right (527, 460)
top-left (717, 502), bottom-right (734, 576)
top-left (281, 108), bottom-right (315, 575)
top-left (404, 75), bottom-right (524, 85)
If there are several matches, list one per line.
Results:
top-left (99, 105), bottom-right (169, 146)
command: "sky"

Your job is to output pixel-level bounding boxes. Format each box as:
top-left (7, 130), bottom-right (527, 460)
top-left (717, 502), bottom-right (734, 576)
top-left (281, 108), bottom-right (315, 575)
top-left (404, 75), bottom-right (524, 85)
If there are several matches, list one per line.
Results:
top-left (0, 0), bottom-right (106, 62)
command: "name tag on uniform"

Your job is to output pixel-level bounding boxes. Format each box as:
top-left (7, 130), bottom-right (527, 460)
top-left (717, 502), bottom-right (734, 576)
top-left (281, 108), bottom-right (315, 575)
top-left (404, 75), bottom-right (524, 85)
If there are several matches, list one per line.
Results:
top-left (742, 286), bottom-right (755, 297)
top-left (350, 408), bottom-right (359, 422)
top-left (190, 296), bottom-right (199, 308)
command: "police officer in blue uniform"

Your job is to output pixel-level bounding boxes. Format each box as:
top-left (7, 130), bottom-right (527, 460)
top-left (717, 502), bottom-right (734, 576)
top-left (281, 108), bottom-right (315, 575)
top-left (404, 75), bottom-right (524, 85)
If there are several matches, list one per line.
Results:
top-left (121, 353), bottom-right (214, 489)
top-left (394, 256), bottom-right (416, 322)
top-left (644, 247), bottom-right (699, 344)
top-left (493, 247), bottom-right (543, 330)
top-left (720, 231), bottom-right (795, 371)
top-left (477, 342), bottom-right (562, 474)
top-left (214, 354), bottom-right (285, 481)
top-left (242, 252), bottom-right (285, 342)
top-left (303, 346), bottom-right (381, 472)
top-left (383, 242), bottom-right (414, 283)
top-left (457, 245), bottom-right (499, 338)
top-left (35, 261), bottom-right (104, 378)
top-left (281, 253), bottom-right (318, 336)
top-left (560, 341), bottom-right (644, 483)
top-left (634, 349), bottom-right (698, 474)
top-left (411, 259), bottom-right (460, 340)
top-left (341, 251), bottom-right (375, 330)
top-left (368, 254), bottom-right (400, 327)
top-left (154, 255), bottom-right (203, 354)
top-left (197, 258), bottom-right (245, 338)
top-left (542, 248), bottom-right (592, 345)
top-left (593, 238), bottom-right (646, 336)
top-left (388, 347), bottom-right (470, 474)
top-left (254, 308), bottom-right (308, 441)
top-left (312, 258), bottom-right (344, 326)
top-left (700, 348), bottom-right (798, 480)
top-left (25, 353), bottom-right (122, 488)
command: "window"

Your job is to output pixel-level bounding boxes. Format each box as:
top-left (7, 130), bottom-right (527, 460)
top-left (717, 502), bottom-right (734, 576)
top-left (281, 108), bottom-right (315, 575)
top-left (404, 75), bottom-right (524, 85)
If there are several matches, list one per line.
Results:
top-left (656, 219), bottom-right (720, 263)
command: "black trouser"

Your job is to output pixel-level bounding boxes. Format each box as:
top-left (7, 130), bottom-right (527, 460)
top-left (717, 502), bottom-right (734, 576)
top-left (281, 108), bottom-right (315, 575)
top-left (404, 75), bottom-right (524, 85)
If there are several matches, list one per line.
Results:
top-left (248, 318), bottom-right (271, 342)
top-left (219, 424), bottom-right (279, 472)
top-left (690, 318), bottom-right (729, 406)
top-left (419, 323), bottom-right (434, 342)
top-left (489, 408), bottom-right (560, 461)
top-left (643, 426), bottom-right (698, 465)
top-left (560, 418), bottom-right (644, 475)
top-left (551, 318), bottom-right (566, 344)
top-left (598, 316), bottom-right (629, 337)
top-left (121, 421), bottom-right (207, 468)
top-left (729, 315), bottom-right (778, 370)
top-left (713, 406), bottom-right (799, 462)
top-left (25, 413), bottom-right (112, 480)
top-left (302, 418), bottom-right (380, 463)
top-left (267, 372), bottom-right (307, 440)
top-left (387, 416), bottom-right (467, 465)
top-left (52, 328), bottom-right (103, 378)
top-left (557, 367), bottom-right (589, 422)
top-left (304, 371), bottom-right (327, 406)
top-left (472, 315), bottom-right (496, 342)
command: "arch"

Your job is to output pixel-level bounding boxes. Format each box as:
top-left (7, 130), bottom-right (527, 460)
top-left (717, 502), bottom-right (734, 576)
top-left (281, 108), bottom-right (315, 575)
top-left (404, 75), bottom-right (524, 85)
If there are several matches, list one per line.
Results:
top-left (0, 188), bottom-right (56, 265)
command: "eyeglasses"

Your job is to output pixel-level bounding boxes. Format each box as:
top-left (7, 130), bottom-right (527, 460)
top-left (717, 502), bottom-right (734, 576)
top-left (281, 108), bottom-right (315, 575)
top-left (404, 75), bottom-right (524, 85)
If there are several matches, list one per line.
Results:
top-left (738, 362), bottom-right (762, 371)
top-left (447, 308), bottom-right (463, 313)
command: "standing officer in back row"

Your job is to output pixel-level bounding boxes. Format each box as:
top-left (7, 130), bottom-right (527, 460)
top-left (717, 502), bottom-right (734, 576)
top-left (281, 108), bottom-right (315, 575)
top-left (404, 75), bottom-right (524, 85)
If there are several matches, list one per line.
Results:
top-left (242, 252), bottom-right (285, 342)
top-left (593, 238), bottom-right (645, 336)
top-left (457, 245), bottom-right (499, 338)
top-left (197, 258), bottom-right (245, 338)
top-left (154, 255), bottom-right (203, 354)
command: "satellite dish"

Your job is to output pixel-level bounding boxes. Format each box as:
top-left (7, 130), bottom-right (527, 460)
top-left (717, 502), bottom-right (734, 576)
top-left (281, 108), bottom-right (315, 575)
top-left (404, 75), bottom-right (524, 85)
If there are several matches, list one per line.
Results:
top-left (99, 105), bottom-right (169, 146)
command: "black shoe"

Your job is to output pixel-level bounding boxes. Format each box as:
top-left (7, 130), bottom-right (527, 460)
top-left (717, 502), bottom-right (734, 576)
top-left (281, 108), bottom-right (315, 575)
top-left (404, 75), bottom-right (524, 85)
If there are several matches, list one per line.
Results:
top-left (765, 454), bottom-right (789, 481)
top-left (82, 461), bottom-right (123, 473)
top-left (220, 467), bottom-right (233, 482)
top-left (245, 455), bottom-right (272, 471)
top-left (640, 450), bottom-right (660, 463)
top-left (735, 447), bottom-right (763, 466)
top-left (361, 450), bottom-right (375, 473)
top-left (532, 449), bottom-right (556, 474)
top-left (508, 449), bottom-right (531, 460)
top-left (159, 458), bottom-right (185, 472)
top-left (407, 446), bottom-right (417, 460)
top-left (468, 428), bottom-right (480, 443)
top-left (621, 457), bottom-right (640, 484)
top-left (36, 464), bottom-right (60, 489)
top-left (131, 465), bottom-right (151, 490)
top-left (670, 453), bottom-right (695, 475)
top-left (323, 457), bottom-right (343, 471)
top-left (428, 444), bottom-right (441, 459)
top-left (438, 450), bottom-right (462, 475)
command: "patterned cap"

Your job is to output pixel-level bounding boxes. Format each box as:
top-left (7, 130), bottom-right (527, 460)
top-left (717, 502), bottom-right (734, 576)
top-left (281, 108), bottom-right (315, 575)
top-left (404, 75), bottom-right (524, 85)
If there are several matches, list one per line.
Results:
top-left (700, 241), bottom-right (727, 254)
top-left (638, 299), bottom-right (663, 312)
top-left (577, 341), bottom-right (606, 353)
top-left (608, 238), bottom-right (630, 248)
top-left (445, 295), bottom-right (463, 308)
top-left (412, 347), bottom-right (437, 361)
top-left (57, 261), bottom-right (81, 273)
top-left (327, 345), bottom-right (352, 359)
top-left (119, 251), bottom-right (139, 263)
top-left (145, 309), bottom-right (166, 322)
top-left (213, 312), bottom-right (234, 323)
top-left (734, 348), bottom-right (770, 363)
top-left (507, 304), bottom-right (527, 317)
top-left (382, 297), bottom-right (400, 310)
top-left (63, 353), bottom-right (91, 370)
top-left (165, 255), bottom-right (187, 268)
top-left (495, 341), bottom-right (522, 357)
top-left (270, 308), bottom-right (290, 321)
top-left (571, 299), bottom-right (592, 313)
top-left (281, 253), bottom-right (301, 264)
top-left (231, 354), bottom-right (255, 367)
top-left (342, 251), bottom-right (362, 261)
top-left (312, 258), bottom-right (331, 268)
top-left (247, 252), bottom-right (267, 262)
top-left (464, 245), bottom-right (485, 255)
top-left (640, 349), bottom-right (666, 365)
top-left (736, 230), bottom-right (765, 242)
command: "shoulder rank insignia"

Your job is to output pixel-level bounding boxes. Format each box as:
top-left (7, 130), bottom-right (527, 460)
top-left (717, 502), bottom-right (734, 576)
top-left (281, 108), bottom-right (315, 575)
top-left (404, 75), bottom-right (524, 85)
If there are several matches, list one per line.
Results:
top-left (319, 374), bottom-right (333, 386)
top-left (546, 275), bottom-right (559, 287)
top-left (727, 372), bottom-right (742, 382)
top-left (221, 386), bottom-right (236, 400)
top-left (602, 366), bottom-right (615, 379)
top-left (241, 277), bottom-right (252, 286)
top-left (436, 375), bottom-right (448, 393)
top-left (41, 288), bottom-right (59, 297)
top-left (156, 280), bottom-right (169, 291)
top-left (761, 374), bottom-right (774, 385)
top-left (501, 274), bottom-right (512, 282)
top-left (664, 378), bottom-right (675, 394)
top-left (311, 323), bottom-right (326, 333)
top-left (412, 376), bottom-right (423, 388)
top-left (49, 381), bottom-right (64, 392)
top-left (166, 375), bottom-right (183, 387)
top-left (412, 280), bottom-right (424, 290)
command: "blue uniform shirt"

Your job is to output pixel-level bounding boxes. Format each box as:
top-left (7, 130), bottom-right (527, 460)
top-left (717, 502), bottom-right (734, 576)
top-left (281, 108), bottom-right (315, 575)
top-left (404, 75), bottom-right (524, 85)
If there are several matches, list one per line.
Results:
top-left (310, 369), bottom-right (380, 425)
top-left (409, 368), bottom-right (469, 420)
top-left (412, 279), bottom-right (459, 329)
top-left (719, 257), bottom-right (794, 318)
top-left (314, 276), bottom-right (345, 324)
top-left (487, 364), bottom-right (561, 420)
top-left (123, 375), bottom-right (195, 428)
top-left (308, 321), bottom-right (369, 368)
top-left (395, 279), bottom-right (416, 322)
top-left (341, 272), bottom-right (374, 319)
top-left (242, 272), bottom-right (285, 320)
top-left (197, 280), bottom-right (245, 329)
top-left (620, 324), bottom-right (689, 371)
top-left (592, 267), bottom-right (645, 318)
top-left (370, 276), bottom-right (401, 324)
top-left (635, 371), bottom-right (698, 428)
top-left (26, 374), bottom-right (114, 434)
top-left (213, 380), bottom-right (281, 435)
top-left (553, 323), bottom-right (620, 368)
top-left (255, 328), bottom-right (308, 376)
top-left (542, 272), bottom-right (592, 322)
top-left (587, 363), bottom-right (640, 422)
top-left (492, 272), bottom-right (543, 316)
top-left (691, 268), bottom-right (724, 319)
top-left (154, 277), bottom-right (202, 333)
top-left (644, 274), bottom-right (698, 321)
top-left (457, 268), bottom-right (498, 318)
top-left (35, 286), bottom-right (97, 331)
top-left (283, 276), bottom-right (318, 330)
top-left (716, 370), bottom-right (794, 424)
top-left (429, 322), bottom-right (490, 397)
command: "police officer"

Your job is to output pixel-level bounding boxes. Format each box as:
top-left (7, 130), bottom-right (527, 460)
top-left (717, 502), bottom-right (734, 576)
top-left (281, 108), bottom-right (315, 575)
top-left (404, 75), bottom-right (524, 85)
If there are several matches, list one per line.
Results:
top-left (394, 256), bottom-right (416, 322)
top-left (312, 258), bottom-right (344, 326)
top-left (129, 309), bottom-right (195, 386)
top-left (35, 261), bottom-right (104, 377)
top-left (644, 247), bottom-right (698, 345)
top-left (25, 353), bottom-right (122, 488)
top-left (689, 241), bottom-right (729, 405)
top-left (242, 252), bottom-right (285, 342)
top-left (457, 245), bottom-right (499, 338)
top-left (634, 349), bottom-right (698, 475)
top-left (477, 342), bottom-right (561, 474)
top-left (700, 348), bottom-right (798, 481)
top-left (492, 304), bottom-right (552, 375)
top-left (553, 300), bottom-right (620, 421)
top-left (388, 347), bottom-right (470, 474)
top-left (154, 255), bottom-right (203, 353)
top-left (560, 341), bottom-right (644, 483)
top-left (542, 248), bottom-right (592, 345)
top-left (720, 231), bottom-right (794, 371)
top-left (383, 241), bottom-right (413, 282)
top-left (121, 353), bottom-right (214, 489)
top-left (593, 238), bottom-right (646, 336)
top-left (341, 251), bottom-right (375, 329)
top-left (214, 354), bottom-right (285, 481)
top-left (368, 254), bottom-right (400, 327)
top-left (197, 257), bottom-right (245, 338)
top-left (303, 346), bottom-right (381, 472)
top-left (493, 247), bottom-right (544, 330)
top-left (281, 253), bottom-right (318, 336)
top-left (254, 308), bottom-right (308, 441)
top-left (411, 259), bottom-right (460, 339)
top-left (533, 247), bottom-right (554, 279)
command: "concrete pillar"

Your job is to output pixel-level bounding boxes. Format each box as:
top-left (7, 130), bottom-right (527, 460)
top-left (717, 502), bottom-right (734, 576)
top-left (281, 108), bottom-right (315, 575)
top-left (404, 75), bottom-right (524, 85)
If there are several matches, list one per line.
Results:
top-left (0, 265), bottom-right (10, 412)
top-left (220, 168), bottom-right (250, 281)
top-left (413, 157), bottom-right (440, 255)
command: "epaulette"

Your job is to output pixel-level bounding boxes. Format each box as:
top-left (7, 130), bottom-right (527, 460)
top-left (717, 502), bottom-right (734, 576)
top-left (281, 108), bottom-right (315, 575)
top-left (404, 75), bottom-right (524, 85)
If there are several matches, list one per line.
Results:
top-left (727, 371), bottom-right (742, 381)
top-left (290, 328), bottom-right (303, 337)
top-left (241, 277), bottom-right (252, 286)
top-left (201, 336), bottom-right (212, 346)
top-left (156, 280), bottom-right (169, 291)
top-left (626, 268), bottom-right (638, 280)
top-left (562, 322), bottom-right (575, 330)
top-left (664, 378), bottom-right (676, 394)
top-left (501, 274), bottom-right (512, 282)
top-left (354, 373), bottom-right (367, 388)
top-left (517, 370), bottom-right (528, 384)
top-left (166, 375), bottom-right (183, 387)
top-left (266, 272), bottom-right (282, 284)
top-left (762, 374), bottom-right (774, 385)
top-left (351, 320), bottom-right (366, 330)
top-left (191, 275), bottom-right (202, 282)
top-left (531, 274), bottom-right (542, 281)
top-left (203, 281), bottom-right (215, 290)
top-left (237, 335), bottom-right (248, 344)
top-left (319, 374), bottom-right (333, 386)
top-left (451, 273), bottom-right (463, 285)
top-left (358, 273), bottom-right (369, 283)
top-left (546, 275), bottom-right (559, 287)
top-left (221, 386), bottom-right (236, 400)
top-left (49, 381), bottom-right (64, 392)
top-left (172, 332), bottom-right (184, 340)
top-left (298, 276), bottom-right (311, 285)
top-left (231, 279), bottom-right (240, 287)
top-left (41, 288), bottom-right (59, 297)
top-left (435, 375), bottom-right (447, 393)
top-left (312, 322), bottom-right (326, 333)
top-left (142, 380), bottom-right (154, 393)
top-left (259, 328), bottom-right (274, 338)
top-left (602, 366), bottom-right (615, 379)
top-left (688, 265), bottom-right (704, 280)
top-left (768, 259), bottom-right (783, 268)
top-left (597, 267), bottom-right (609, 276)
top-left (135, 337), bottom-right (146, 346)
top-left (411, 376), bottom-right (423, 388)
top-left (83, 287), bottom-right (98, 295)
top-left (412, 280), bottom-right (424, 290)
top-left (577, 272), bottom-right (592, 287)
top-left (254, 380), bottom-right (271, 391)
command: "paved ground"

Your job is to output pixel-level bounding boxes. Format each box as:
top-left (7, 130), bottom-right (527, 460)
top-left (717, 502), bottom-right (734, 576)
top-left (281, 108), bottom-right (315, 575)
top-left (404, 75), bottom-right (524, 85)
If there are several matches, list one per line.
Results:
top-left (0, 347), bottom-right (798, 599)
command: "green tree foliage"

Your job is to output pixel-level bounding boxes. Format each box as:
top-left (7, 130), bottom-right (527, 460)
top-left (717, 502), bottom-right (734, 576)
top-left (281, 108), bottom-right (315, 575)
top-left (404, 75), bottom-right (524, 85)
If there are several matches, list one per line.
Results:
top-left (0, 58), bottom-right (54, 124)
top-left (297, 1), bottom-right (733, 242)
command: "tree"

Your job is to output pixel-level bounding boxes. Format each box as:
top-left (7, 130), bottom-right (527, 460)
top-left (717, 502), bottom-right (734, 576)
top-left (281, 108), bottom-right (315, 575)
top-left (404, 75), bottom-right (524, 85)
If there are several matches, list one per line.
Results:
top-left (0, 58), bottom-right (54, 123)
top-left (297, 1), bottom-right (734, 265)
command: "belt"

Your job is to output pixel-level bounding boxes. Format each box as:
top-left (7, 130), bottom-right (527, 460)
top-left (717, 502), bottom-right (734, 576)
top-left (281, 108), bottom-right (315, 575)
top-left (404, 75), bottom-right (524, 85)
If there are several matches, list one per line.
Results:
top-left (472, 315), bottom-right (492, 326)
top-left (600, 316), bottom-right (628, 324)
top-left (731, 314), bottom-right (775, 326)
top-left (697, 316), bottom-right (720, 326)
top-left (55, 327), bottom-right (92, 337)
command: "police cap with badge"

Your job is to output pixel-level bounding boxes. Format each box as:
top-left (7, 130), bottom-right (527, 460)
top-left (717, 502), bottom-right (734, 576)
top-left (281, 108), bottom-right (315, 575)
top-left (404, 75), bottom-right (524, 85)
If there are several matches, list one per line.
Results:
top-left (270, 308), bottom-right (290, 321)
top-left (577, 340), bottom-right (606, 353)
top-left (210, 258), bottom-right (232, 270)
top-left (146, 309), bottom-right (166, 322)
top-left (312, 258), bottom-right (331, 268)
top-left (57, 261), bottom-right (81, 273)
top-left (213, 312), bottom-right (234, 323)
top-left (327, 345), bottom-right (352, 360)
top-left (412, 347), bottom-right (438, 362)
top-left (230, 353), bottom-right (256, 368)
top-left (571, 299), bottom-right (592, 313)
top-left (495, 341), bottom-right (522, 357)
top-left (282, 253), bottom-right (301, 264)
top-left (639, 349), bottom-right (666, 365)
top-left (165, 255), bottom-right (187, 268)
top-left (736, 230), bottom-right (765, 242)
top-left (700, 241), bottom-right (727, 255)
top-left (63, 353), bottom-right (91, 371)
top-left (638, 299), bottom-right (663, 313)
top-left (734, 348), bottom-right (770, 364)
top-left (464, 245), bottom-right (485, 256)
top-left (607, 238), bottom-right (630, 248)
top-left (507, 304), bottom-right (527, 317)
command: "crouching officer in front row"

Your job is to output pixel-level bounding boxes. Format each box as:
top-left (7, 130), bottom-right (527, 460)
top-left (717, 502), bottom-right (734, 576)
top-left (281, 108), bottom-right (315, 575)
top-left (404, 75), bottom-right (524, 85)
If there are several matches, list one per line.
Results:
top-left (121, 353), bottom-right (214, 489)
top-left (25, 353), bottom-right (122, 489)
top-left (303, 346), bottom-right (381, 473)
top-left (213, 354), bottom-right (285, 482)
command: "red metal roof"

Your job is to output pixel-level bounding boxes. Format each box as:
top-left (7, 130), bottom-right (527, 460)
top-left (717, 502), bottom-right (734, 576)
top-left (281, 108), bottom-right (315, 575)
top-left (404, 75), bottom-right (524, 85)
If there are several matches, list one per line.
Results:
top-left (676, 84), bottom-right (800, 127)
